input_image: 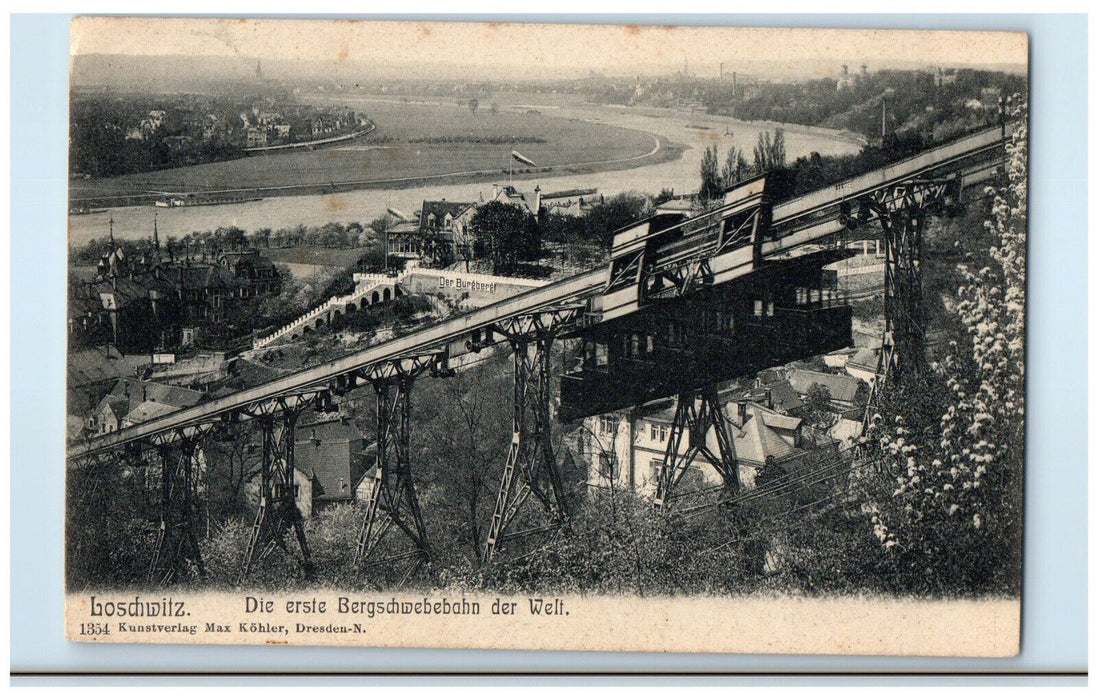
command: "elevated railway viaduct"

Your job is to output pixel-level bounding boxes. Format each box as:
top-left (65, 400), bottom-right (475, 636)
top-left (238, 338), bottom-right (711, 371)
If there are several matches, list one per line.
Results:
top-left (68, 125), bottom-right (1011, 586)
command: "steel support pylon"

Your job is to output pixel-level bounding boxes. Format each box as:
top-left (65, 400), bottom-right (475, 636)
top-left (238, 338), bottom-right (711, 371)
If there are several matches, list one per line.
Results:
top-left (352, 357), bottom-right (437, 586)
top-left (653, 387), bottom-right (740, 508)
top-left (147, 438), bottom-right (207, 585)
top-left (482, 313), bottom-right (574, 563)
top-left (880, 209), bottom-right (927, 382)
top-left (851, 181), bottom-right (949, 433)
top-left (238, 409), bottom-right (313, 584)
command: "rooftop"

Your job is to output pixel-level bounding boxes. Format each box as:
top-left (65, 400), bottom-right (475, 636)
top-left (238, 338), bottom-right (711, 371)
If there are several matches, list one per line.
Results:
top-left (787, 369), bottom-right (863, 404)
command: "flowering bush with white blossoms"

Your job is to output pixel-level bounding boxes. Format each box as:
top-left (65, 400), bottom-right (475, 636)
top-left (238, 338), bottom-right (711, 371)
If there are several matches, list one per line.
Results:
top-left (861, 102), bottom-right (1026, 594)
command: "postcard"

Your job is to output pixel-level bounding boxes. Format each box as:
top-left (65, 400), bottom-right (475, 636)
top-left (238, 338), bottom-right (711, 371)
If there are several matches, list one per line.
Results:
top-left (65, 17), bottom-right (1027, 654)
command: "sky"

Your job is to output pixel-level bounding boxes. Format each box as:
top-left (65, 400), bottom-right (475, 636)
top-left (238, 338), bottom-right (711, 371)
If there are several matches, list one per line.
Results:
top-left (70, 18), bottom-right (1029, 80)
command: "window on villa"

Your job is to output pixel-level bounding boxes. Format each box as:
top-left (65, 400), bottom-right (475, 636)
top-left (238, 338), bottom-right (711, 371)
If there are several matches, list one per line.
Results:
top-left (595, 342), bottom-right (609, 366)
top-left (754, 300), bottom-right (764, 317)
top-left (650, 458), bottom-right (665, 481)
top-left (599, 416), bottom-right (615, 435)
top-left (718, 311), bottom-right (735, 334)
top-left (668, 321), bottom-right (685, 348)
top-left (599, 453), bottom-right (617, 479)
top-left (767, 301), bottom-right (775, 316)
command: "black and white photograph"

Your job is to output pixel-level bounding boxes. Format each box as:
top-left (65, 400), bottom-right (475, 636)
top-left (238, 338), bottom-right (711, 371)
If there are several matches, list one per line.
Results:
top-left (62, 17), bottom-right (1028, 654)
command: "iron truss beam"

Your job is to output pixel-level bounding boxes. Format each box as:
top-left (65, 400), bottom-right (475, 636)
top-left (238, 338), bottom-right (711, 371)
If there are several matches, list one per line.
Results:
top-left (653, 387), bottom-right (740, 508)
top-left (482, 309), bottom-right (582, 563)
top-left (353, 354), bottom-right (447, 587)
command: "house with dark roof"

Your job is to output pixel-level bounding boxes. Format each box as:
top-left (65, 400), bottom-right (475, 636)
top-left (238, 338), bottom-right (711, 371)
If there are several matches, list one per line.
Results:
top-left (87, 378), bottom-right (205, 435)
top-left (91, 395), bottom-right (130, 435)
top-left (382, 199), bottom-right (478, 268)
top-left (69, 223), bottom-right (283, 353)
top-left (294, 418), bottom-right (369, 511)
top-left (217, 249), bottom-right (282, 297)
top-left (787, 369), bottom-right (867, 413)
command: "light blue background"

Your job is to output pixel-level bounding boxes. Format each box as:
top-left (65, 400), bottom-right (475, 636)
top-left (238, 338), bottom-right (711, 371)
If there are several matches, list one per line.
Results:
top-left (11, 13), bottom-right (1087, 678)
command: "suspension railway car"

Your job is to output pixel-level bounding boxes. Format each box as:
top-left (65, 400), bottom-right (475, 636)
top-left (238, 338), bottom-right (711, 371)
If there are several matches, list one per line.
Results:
top-left (590, 171), bottom-right (796, 326)
top-left (559, 247), bottom-right (853, 422)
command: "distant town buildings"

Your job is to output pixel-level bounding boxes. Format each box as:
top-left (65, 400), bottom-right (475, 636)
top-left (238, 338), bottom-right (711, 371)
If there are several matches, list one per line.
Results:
top-left (384, 185), bottom-right (603, 269)
top-left (68, 222), bottom-right (283, 355)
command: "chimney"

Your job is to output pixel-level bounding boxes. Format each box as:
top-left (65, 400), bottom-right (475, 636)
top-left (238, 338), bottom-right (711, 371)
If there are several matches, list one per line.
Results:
top-left (764, 387), bottom-right (773, 409)
top-left (737, 400), bottom-right (747, 424)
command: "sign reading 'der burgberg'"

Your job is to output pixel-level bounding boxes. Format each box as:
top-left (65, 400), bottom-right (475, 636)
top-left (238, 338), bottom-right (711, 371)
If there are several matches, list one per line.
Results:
top-left (437, 276), bottom-right (498, 294)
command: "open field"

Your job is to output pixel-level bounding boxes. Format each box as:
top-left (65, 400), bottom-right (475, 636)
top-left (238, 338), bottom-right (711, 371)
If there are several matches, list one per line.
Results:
top-left (68, 98), bottom-right (669, 206)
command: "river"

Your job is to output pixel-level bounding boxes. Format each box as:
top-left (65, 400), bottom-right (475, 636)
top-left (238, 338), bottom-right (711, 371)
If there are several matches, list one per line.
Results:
top-left (67, 99), bottom-right (862, 247)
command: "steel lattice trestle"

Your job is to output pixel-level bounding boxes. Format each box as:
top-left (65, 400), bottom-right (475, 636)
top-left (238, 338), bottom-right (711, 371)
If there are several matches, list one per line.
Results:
top-left (352, 354), bottom-right (445, 586)
top-left (878, 207), bottom-right (927, 382)
top-left (238, 395), bottom-right (319, 584)
top-left (147, 433), bottom-right (208, 585)
top-left (653, 388), bottom-right (740, 508)
top-left (482, 309), bottom-right (581, 563)
top-left (847, 179), bottom-right (959, 420)
top-left (846, 179), bottom-right (965, 439)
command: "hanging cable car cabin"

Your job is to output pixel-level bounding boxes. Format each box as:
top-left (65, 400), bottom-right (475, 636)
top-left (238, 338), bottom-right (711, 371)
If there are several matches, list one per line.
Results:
top-left (559, 171), bottom-right (852, 422)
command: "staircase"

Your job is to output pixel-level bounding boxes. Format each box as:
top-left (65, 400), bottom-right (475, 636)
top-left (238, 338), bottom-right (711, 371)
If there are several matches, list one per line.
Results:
top-left (253, 268), bottom-right (412, 350)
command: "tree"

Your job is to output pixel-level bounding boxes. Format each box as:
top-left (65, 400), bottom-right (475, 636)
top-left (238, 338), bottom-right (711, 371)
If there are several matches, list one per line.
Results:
top-left (753, 128), bottom-right (787, 172)
top-left (860, 101), bottom-right (1027, 594)
top-left (699, 145), bottom-right (724, 202)
top-left (467, 98), bottom-right (479, 115)
top-left (721, 146), bottom-right (750, 188)
top-left (250, 227), bottom-right (272, 249)
top-left (469, 201), bottom-right (539, 274)
top-left (215, 225), bottom-right (248, 252)
top-left (805, 382), bottom-right (833, 424)
top-left (415, 358), bottom-right (513, 562)
top-left (583, 192), bottom-right (649, 249)
top-left (369, 214), bottom-right (394, 236)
